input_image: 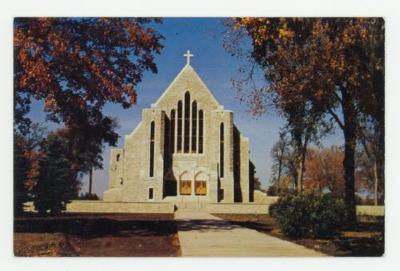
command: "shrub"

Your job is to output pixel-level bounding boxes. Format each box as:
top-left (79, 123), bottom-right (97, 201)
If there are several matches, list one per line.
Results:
top-left (269, 191), bottom-right (347, 239)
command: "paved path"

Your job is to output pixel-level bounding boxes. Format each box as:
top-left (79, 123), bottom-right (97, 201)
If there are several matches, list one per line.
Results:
top-left (175, 211), bottom-right (326, 256)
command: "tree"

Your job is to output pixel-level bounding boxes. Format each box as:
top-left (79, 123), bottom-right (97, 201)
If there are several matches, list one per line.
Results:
top-left (303, 146), bottom-right (345, 197)
top-left (270, 133), bottom-right (306, 195)
top-left (14, 123), bottom-right (46, 216)
top-left (14, 18), bottom-right (164, 190)
top-left (355, 143), bottom-right (384, 205)
top-left (33, 131), bottom-right (80, 215)
top-left (14, 135), bottom-right (30, 216)
top-left (357, 121), bottom-right (384, 205)
top-left (225, 18), bottom-right (384, 221)
top-left (270, 132), bottom-right (291, 194)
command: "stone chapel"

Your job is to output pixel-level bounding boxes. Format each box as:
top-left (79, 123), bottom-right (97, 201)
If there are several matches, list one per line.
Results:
top-left (104, 51), bottom-right (255, 204)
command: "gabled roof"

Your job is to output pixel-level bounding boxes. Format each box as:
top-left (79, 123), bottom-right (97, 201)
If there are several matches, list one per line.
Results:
top-left (153, 64), bottom-right (221, 108)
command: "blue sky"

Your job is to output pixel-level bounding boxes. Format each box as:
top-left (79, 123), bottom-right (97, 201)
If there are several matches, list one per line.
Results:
top-left (28, 18), bottom-right (343, 197)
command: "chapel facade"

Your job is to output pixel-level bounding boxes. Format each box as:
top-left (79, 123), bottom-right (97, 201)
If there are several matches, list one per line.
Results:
top-left (104, 51), bottom-right (255, 203)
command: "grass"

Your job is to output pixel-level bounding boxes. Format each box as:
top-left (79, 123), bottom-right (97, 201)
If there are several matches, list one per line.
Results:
top-left (14, 213), bottom-right (180, 257)
top-left (14, 212), bottom-right (384, 257)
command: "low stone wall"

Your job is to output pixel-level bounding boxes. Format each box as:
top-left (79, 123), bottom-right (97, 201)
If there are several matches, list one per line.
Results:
top-left (205, 203), bottom-right (271, 214)
top-left (66, 200), bottom-right (175, 213)
top-left (356, 205), bottom-right (385, 216)
top-left (23, 200), bottom-right (175, 214)
top-left (23, 201), bottom-right (384, 216)
top-left (253, 190), bottom-right (279, 204)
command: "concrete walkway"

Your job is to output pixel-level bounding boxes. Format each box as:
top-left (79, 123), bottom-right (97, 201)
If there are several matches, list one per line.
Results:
top-left (175, 211), bottom-right (326, 256)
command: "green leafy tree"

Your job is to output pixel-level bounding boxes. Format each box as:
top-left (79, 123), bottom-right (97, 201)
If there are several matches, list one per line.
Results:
top-left (14, 135), bottom-right (30, 216)
top-left (14, 123), bottom-right (46, 216)
top-left (33, 131), bottom-right (79, 215)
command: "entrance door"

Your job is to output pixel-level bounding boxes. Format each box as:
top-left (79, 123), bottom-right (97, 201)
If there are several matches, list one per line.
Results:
top-left (195, 181), bottom-right (207, 196)
top-left (180, 180), bottom-right (192, 195)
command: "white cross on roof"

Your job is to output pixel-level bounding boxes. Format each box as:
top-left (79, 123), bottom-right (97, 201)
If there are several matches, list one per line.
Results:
top-left (183, 50), bottom-right (194, 65)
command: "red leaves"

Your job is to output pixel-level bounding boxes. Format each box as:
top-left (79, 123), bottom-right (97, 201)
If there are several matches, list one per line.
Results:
top-left (14, 17), bottom-right (163, 147)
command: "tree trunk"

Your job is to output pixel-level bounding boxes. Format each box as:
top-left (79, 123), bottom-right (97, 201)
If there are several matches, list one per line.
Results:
top-left (296, 156), bottom-right (304, 193)
top-left (342, 89), bottom-right (357, 223)
top-left (373, 160), bottom-right (378, 206)
top-left (296, 137), bottom-right (308, 193)
top-left (89, 167), bottom-right (93, 195)
top-left (277, 157), bottom-right (282, 195)
top-left (377, 121), bottom-right (385, 205)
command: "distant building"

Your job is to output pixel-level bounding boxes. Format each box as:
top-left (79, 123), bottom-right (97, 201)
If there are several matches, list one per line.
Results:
top-left (104, 51), bottom-right (255, 203)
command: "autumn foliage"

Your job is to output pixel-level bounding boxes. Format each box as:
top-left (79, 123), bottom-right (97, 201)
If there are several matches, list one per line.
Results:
top-left (14, 17), bottom-right (163, 145)
top-left (303, 146), bottom-right (345, 197)
top-left (225, 18), bottom-right (384, 221)
top-left (14, 18), bottom-right (164, 215)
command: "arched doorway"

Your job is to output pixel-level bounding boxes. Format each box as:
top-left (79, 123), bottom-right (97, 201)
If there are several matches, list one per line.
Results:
top-left (195, 171), bottom-right (207, 196)
top-left (179, 171), bottom-right (192, 195)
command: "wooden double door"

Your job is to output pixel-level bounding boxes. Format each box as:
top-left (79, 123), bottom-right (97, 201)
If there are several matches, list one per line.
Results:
top-left (180, 180), bottom-right (207, 196)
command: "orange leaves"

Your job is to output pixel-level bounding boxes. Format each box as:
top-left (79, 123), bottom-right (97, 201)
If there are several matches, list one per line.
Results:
top-left (304, 146), bottom-right (345, 196)
top-left (23, 150), bottom-right (41, 191)
top-left (15, 18), bottom-right (162, 119)
top-left (44, 95), bottom-right (58, 112)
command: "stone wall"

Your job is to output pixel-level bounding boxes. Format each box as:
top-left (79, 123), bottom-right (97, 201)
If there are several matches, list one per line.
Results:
top-left (356, 205), bottom-right (385, 216)
top-left (23, 201), bottom-right (174, 213)
top-left (253, 190), bottom-right (279, 204)
top-left (23, 201), bottom-right (385, 216)
top-left (205, 203), bottom-right (272, 214)
top-left (66, 201), bottom-right (175, 213)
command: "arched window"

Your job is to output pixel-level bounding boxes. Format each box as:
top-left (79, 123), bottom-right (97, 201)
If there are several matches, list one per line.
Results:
top-left (220, 122), bottom-right (224, 178)
top-left (177, 101), bottom-right (182, 152)
top-left (199, 110), bottom-right (204, 153)
top-left (170, 109), bottom-right (175, 153)
top-left (184, 92), bottom-right (190, 153)
top-left (191, 101), bottom-right (197, 153)
top-left (149, 121), bottom-right (155, 177)
top-left (116, 154), bottom-right (120, 162)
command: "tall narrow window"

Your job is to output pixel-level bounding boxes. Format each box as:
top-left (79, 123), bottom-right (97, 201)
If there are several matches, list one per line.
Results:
top-left (191, 101), bottom-right (197, 152)
top-left (164, 115), bottom-right (170, 155)
top-left (220, 122), bottom-right (224, 178)
top-left (149, 121), bottom-right (155, 177)
top-left (199, 110), bottom-right (204, 153)
top-left (184, 92), bottom-right (190, 153)
top-left (170, 109), bottom-right (175, 153)
top-left (177, 101), bottom-right (182, 152)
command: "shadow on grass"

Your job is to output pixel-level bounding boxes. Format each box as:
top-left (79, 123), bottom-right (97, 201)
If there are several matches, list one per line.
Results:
top-left (14, 213), bottom-right (177, 238)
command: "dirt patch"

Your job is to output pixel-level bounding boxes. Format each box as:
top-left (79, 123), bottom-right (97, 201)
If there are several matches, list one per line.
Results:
top-left (14, 213), bottom-right (180, 257)
top-left (214, 213), bottom-right (384, 257)
top-left (14, 233), bottom-right (76, 256)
